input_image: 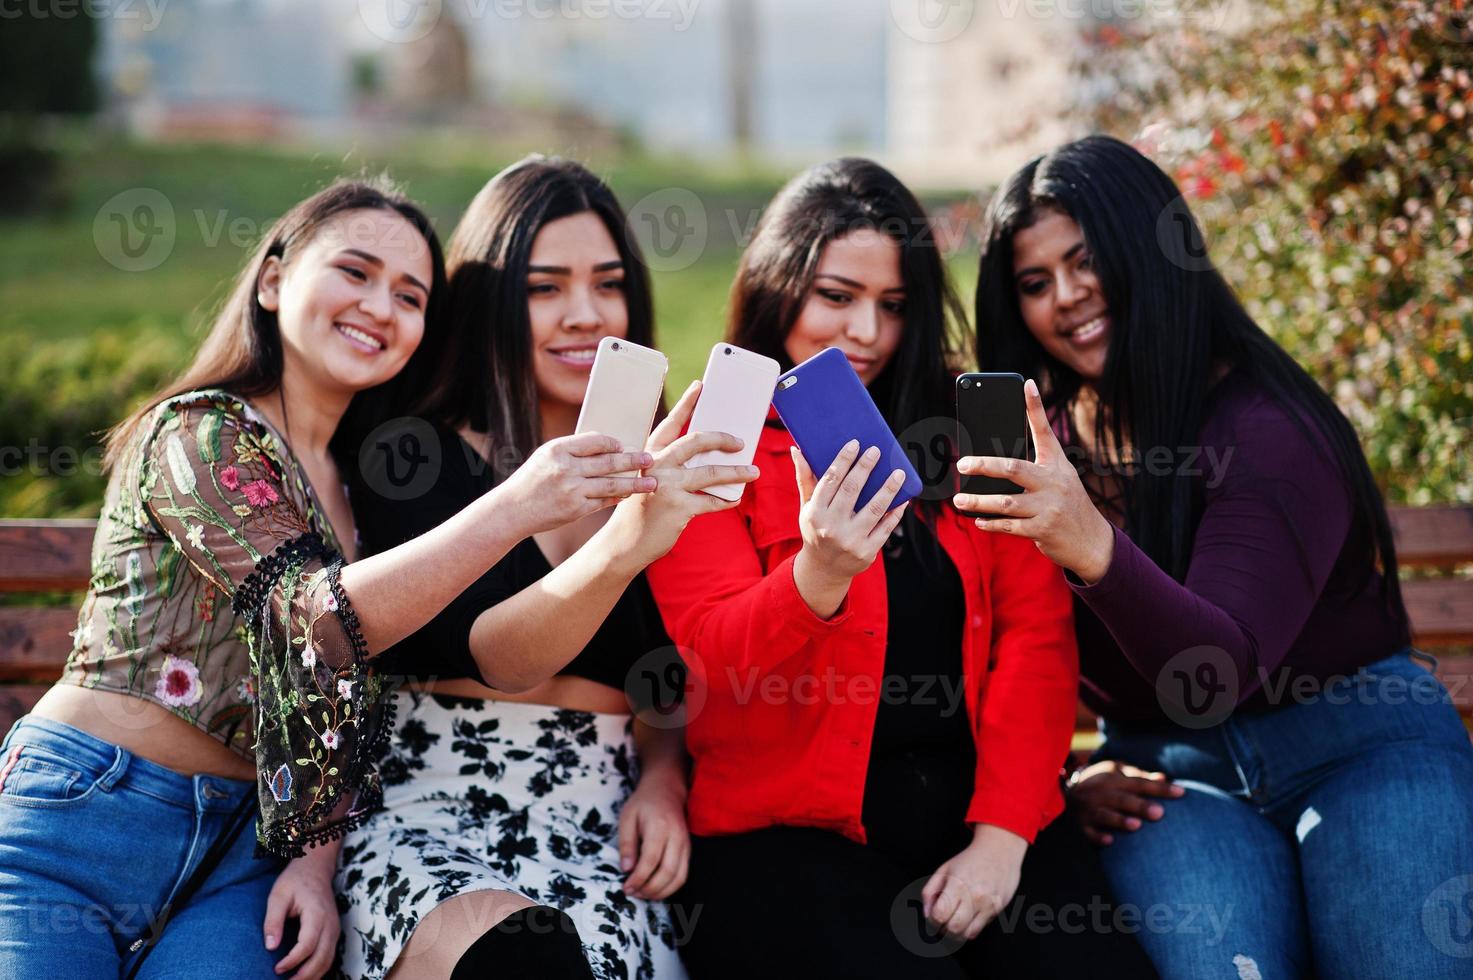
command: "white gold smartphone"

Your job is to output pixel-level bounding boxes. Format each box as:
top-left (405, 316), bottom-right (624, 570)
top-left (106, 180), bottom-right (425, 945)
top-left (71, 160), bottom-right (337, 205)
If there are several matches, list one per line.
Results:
top-left (574, 336), bottom-right (668, 465)
top-left (686, 342), bottom-right (781, 501)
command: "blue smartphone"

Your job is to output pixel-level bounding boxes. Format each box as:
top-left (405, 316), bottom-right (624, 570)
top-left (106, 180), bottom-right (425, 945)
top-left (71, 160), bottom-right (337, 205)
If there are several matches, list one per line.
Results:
top-left (771, 347), bottom-right (922, 512)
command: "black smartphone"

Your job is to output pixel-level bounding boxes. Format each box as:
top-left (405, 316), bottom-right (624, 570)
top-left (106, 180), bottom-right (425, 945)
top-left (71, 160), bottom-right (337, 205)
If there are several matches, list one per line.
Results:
top-left (956, 372), bottom-right (1031, 496)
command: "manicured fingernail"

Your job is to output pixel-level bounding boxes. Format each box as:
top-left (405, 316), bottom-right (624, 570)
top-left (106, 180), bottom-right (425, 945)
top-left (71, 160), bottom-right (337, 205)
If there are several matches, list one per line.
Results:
top-left (863, 446), bottom-right (880, 461)
top-left (744, 466), bottom-right (759, 476)
top-left (1148, 805), bottom-right (1164, 819)
top-left (1170, 785), bottom-right (1185, 796)
top-left (265, 934), bottom-right (278, 949)
top-left (1026, 379), bottom-right (1039, 396)
top-left (621, 855), bottom-right (634, 871)
top-left (639, 453), bottom-right (654, 467)
top-left (640, 478), bottom-right (657, 491)
top-left (844, 439), bottom-right (859, 453)
top-left (1125, 817), bottom-right (1141, 829)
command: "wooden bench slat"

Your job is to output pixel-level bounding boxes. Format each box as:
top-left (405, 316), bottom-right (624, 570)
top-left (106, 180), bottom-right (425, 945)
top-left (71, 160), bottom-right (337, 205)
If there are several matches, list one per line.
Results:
top-left (0, 607), bottom-right (79, 681)
top-left (1389, 505), bottom-right (1473, 568)
top-left (1404, 578), bottom-right (1473, 646)
top-left (0, 519), bottom-right (95, 593)
top-left (0, 684), bottom-right (50, 735)
top-left (1435, 654), bottom-right (1473, 712)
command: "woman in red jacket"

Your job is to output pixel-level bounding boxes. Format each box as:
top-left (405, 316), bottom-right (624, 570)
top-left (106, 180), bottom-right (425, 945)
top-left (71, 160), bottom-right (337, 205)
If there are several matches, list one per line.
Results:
top-left (646, 158), bottom-right (1079, 977)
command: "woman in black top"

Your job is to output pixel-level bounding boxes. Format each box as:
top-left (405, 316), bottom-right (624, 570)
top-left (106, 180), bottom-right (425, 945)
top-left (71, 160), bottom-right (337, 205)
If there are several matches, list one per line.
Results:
top-left (337, 157), bottom-right (754, 980)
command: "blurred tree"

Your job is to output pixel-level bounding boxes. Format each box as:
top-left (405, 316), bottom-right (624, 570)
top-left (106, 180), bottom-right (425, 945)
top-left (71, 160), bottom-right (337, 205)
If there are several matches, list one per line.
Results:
top-left (350, 54), bottom-right (383, 102)
top-left (0, 7), bottom-right (97, 114)
top-left (1074, 0), bottom-right (1472, 504)
top-left (0, 7), bottom-right (97, 214)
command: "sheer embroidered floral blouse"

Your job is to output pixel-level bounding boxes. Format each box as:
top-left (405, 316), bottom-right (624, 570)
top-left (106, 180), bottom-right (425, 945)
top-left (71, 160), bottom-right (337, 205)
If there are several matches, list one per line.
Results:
top-left (59, 389), bottom-right (385, 857)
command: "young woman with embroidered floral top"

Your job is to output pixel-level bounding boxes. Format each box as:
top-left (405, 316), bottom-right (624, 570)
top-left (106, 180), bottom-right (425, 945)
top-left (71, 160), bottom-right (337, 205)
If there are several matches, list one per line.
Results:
top-left (646, 158), bottom-right (1080, 978)
top-left (0, 179), bottom-right (660, 979)
top-left (338, 157), bottom-right (754, 980)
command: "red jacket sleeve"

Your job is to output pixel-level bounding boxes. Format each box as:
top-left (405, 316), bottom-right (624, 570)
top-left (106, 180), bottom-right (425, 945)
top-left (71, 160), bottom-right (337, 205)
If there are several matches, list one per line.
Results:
top-left (965, 532), bottom-right (1080, 842)
top-left (646, 504), bottom-right (853, 675)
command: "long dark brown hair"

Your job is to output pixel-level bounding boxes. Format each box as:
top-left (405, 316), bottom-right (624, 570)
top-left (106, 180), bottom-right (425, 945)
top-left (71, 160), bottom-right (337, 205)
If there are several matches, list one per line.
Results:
top-left (726, 157), bottom-right (968, 514)
top-left (428, 155), bottom-right (658, 479)
top-left (976, 135), bottom-right (1404, 623)
top-left (106, 176), bottom-right (449, 471)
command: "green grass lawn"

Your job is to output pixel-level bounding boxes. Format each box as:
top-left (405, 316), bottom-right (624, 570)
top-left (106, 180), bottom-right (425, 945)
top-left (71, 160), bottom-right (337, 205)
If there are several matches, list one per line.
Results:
top-left (0, 132), bottom-right (980, 517)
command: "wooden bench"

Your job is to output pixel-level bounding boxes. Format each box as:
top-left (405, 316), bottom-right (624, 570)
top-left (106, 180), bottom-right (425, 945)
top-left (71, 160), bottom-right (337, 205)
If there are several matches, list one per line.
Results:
top-left (1, 509), bottom-right (1471, 739)
top-left (1069, 504), bottom-right (1473, 751)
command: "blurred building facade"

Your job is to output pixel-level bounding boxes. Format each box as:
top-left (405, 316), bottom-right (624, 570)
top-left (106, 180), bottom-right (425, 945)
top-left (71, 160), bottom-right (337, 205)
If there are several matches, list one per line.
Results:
top-left (100, 0), bottom-right (348, 140)
top-left (95, 0), bottom-right (1092, 186)
top-left (886, 3), bottom-right (1085, 186)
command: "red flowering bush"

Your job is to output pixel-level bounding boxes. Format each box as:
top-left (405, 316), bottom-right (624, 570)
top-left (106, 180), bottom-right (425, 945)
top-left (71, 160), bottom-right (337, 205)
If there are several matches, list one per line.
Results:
top-left (1076, 0), bottom-right (1471, 503)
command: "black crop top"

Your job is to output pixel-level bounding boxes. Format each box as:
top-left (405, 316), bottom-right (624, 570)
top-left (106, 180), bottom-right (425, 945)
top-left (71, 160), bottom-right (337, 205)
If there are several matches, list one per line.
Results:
top-left (349, 424), bottom-right (674, 695)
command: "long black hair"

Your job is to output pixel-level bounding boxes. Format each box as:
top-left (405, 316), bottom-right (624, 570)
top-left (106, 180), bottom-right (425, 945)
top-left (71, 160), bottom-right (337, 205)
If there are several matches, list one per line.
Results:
top-left (108, 176), bottom-right (449, 472)
top-left (728, 157), bottom-right (967, 513)
top-left (430, 155), bottom-right (657, 477)
top-left (976, 135), bottom-right (1404, 622)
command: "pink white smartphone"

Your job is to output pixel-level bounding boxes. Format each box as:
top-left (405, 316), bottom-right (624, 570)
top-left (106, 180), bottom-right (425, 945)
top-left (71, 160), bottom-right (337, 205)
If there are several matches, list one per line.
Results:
top-left (685, 342), bottom-right (781, 501)
top-left (574, 336), bottom-right (668, 464)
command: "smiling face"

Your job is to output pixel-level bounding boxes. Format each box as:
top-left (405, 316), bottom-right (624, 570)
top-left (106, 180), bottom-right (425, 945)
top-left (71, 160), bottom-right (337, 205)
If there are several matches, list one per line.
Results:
top-left (525, 210), bottom-right (630, 415)
top-left (1011, 208), bottom-right (1112, 384)
top-left (782, 228), bottom-right (905, 386)
top-left (258, 207), bottom-right (433, 396)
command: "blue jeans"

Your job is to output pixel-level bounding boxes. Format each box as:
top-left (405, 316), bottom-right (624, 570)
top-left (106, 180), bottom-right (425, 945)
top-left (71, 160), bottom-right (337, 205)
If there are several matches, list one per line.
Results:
top-left (1094, 652), bottom-right (1473, 980)
top-left (0, 716), bottom-right (286, 978)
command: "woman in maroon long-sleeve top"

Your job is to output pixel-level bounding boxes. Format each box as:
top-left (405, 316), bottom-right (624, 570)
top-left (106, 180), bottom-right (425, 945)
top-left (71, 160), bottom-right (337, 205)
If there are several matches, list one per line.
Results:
top-left (646, 158), bottom-right (1079, 978)
top-left (963, 136), bottom-right (1473, 979)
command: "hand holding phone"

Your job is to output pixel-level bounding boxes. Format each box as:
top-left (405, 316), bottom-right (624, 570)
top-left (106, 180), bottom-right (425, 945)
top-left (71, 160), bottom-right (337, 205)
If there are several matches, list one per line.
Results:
top-left (685, 343), bottom-right (781, 501)
top-left (955, 372), bottom-right (1031, 498)
top-left (772, 347), bottom-right (917, 618)
top-left (601, 379), bottom-right (759, 569)
top-left (772, 347), bottom-right (922, 512)
top-left (954, 378), bottom-right (1117, 584)
top-left (574, 336), bottom-right (668, 472)
top-left (789, 438), bottom-right (911, 618)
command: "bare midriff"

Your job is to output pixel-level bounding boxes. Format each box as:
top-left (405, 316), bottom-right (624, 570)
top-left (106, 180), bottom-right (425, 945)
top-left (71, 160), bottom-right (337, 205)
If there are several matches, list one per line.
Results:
top-left (28, 674), bottom-right (630, 787)
top-left (29, 683), bottom-right (256, 781)
top-left (417, 674), bottom-right (631, 715)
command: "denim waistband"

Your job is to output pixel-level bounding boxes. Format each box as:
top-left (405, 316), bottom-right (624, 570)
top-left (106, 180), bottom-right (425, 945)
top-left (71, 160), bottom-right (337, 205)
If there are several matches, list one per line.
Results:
top-left (3, 715), bottom-right (255, 813)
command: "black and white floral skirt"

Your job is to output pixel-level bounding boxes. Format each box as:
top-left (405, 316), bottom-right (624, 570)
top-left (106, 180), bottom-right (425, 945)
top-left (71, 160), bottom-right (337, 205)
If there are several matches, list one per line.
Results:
top-left (335, 691), bottom-right (688, 980)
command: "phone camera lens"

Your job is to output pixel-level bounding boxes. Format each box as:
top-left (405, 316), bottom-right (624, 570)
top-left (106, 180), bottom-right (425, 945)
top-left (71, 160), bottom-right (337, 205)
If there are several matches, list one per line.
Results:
top-left (724, 347), bottom-right (732, 355)
top-left (960, 378), bottom-right (972, 389)
top-left (611, 341), bottom-right (621, 351)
